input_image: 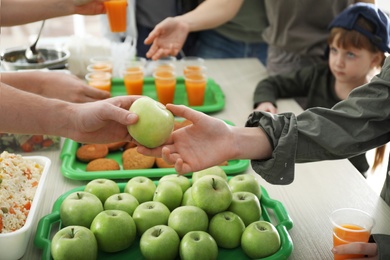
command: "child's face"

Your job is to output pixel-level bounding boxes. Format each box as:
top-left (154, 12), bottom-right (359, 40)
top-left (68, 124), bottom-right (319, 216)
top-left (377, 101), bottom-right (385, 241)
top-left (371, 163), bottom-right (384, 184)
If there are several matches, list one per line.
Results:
top-left (328, 36), bottom-right (380, 84)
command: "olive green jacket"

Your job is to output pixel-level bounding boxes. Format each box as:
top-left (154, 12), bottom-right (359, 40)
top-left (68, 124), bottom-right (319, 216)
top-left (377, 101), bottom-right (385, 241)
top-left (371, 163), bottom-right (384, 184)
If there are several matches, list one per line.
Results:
top-left (246, 57), bottom-right (390, 259)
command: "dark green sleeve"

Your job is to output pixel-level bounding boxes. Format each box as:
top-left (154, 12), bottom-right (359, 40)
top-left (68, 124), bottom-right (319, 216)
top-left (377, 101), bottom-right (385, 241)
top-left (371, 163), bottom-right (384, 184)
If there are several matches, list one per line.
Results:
top-left (253, 65), bottom-right (319, 108)
top-left (246, 57), bottom-right (390, 185)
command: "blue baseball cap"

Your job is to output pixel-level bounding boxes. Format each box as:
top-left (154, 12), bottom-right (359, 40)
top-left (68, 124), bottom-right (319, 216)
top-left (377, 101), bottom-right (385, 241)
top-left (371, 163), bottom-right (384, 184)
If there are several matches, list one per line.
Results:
top-left (328, 3), bottom-right (390, 53)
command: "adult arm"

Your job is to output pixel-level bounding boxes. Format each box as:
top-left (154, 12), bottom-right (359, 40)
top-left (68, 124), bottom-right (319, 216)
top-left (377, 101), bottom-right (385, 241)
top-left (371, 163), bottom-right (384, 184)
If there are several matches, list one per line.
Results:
top-left (144, 0), bottom-right (244, 59)
top-left (1, 71), bottom-right (110, 103)
top-left (0, 82), bottom-right (138, 144)
top-left (1, 0), bottom-right (106, 26)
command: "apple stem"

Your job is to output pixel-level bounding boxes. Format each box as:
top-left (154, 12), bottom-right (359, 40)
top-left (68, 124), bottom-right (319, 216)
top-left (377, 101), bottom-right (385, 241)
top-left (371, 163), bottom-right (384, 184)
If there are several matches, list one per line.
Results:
top-left (76, 192), bottom-right (82, 199)
top-left (70, 227), bottom-right (75, 238)
top-left (212, 178), bottom-right (217, 190)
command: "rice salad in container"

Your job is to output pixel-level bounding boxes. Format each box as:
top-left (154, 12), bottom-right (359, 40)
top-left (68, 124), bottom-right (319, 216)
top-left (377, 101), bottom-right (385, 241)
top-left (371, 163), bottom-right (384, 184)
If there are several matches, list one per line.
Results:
top-left (0, 151), bottom-right (51, 260)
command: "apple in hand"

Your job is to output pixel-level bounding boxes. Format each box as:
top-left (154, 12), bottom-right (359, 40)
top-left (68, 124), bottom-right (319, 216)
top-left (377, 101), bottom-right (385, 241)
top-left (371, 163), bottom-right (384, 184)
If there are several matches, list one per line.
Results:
top-left (181, 187), bottom-right (196, 206)
top-left (180, 231), bottom-right (218, 260)
top-left (168, 205), bottom-right (208, 238)
top-left (128, 96), bottom-right (174, 148)
top-left (60, 191), bottom-right (103, 228)
top-left (132, 201), bottom-right (171, 235)
top-left (140, 225), bottom-right (180, 260)
top-left (90, 210), bottom-right (137, 253)
top-left (84, 178), bottom-right (120, 204)
top-left (208, 211), bottom-right (245, 249)
top-left (159, 174), bottom-right (191, 193)
top-left (228, 191), bottom-right (261, 226)
top-left (104, 192), bottom-right (139, 216)
top-left (51, 226), bottom-right (97, 260)
top-left (153, 181), bottom-right (183, 211)
top-left (124, 176), bottom-right (156, 203)
top-left (192, 166), bottom-right (228, 184)
top-left (241, 220), bottom-right (281, 258)
top-left (228, 174), bottom-right (262, 200)
top-left (191, 175), bottom-right (232, 215)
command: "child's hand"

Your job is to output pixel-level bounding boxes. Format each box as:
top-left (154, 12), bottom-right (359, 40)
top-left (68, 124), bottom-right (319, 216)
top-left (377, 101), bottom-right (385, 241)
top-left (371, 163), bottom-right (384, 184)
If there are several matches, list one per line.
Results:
top-left (254, 102), bottom-right (277, 114)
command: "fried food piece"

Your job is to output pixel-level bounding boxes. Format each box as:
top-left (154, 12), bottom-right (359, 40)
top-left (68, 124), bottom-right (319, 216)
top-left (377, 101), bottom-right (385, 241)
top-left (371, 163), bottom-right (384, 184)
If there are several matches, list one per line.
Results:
top-left (122, 147), bottom-right (155, 170)
top-left (155, 157), bottom-right (174, 168)
top-left (105, 141), bottom-right (127, 152)
top-left (86, 158), bottom-right (120, 171)
top-left (76, 144), bottom-right (109, 162)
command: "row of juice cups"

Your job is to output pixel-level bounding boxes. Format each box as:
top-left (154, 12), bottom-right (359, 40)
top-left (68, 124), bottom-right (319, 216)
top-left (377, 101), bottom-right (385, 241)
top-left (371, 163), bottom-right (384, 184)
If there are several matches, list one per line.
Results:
top-left (85, 56), bottom-right (208, 106)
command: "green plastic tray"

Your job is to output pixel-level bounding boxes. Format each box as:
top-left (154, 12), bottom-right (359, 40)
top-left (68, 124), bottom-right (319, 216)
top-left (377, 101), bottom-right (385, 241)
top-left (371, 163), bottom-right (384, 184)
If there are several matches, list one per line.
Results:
top-left (34, 182), bottom-right (293, 260)
top-left (110, 77), bottom-right (225, 113)
top-left (60, 119), bottom-right (250, 181)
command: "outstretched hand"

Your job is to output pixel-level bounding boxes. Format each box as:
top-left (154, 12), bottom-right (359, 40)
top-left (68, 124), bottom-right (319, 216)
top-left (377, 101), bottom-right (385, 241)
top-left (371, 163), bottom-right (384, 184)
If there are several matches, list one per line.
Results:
top-left (137, 104), bottom-right (235, 174)
top-left (144, 17), bottom-right (190, 60)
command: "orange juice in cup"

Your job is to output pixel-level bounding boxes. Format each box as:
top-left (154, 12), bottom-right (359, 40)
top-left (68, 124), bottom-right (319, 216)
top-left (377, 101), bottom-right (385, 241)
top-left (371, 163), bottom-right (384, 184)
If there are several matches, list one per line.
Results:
top-left (153, 70), bottom-right (176, 105)
top-left (85, 71), bottom-right (112, 92)
top-left (184, 73), bottom-right (207, 106)
top-left (123, 66), bottom-right (144, 95)
top-left (104, 0), bottom-right (127, 32)
top-left (89, 56), bottom-right (113, 74)
top-left (181, 56), bottom-right (205, 76)
top-left (330, 208), bottom-right (375, 260)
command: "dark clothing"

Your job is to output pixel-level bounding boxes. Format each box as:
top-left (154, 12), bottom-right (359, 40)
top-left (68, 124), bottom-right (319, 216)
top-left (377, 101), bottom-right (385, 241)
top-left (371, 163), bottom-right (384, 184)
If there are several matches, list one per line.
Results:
top-left (253, 63), bottom-right (370, 174)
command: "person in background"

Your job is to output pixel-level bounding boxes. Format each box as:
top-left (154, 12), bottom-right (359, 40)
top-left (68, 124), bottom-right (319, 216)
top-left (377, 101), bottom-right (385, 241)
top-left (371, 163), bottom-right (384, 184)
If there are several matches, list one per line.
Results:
top-left (253, 3), bottom-right (388, 175)
top-left (137, 4), bottom-right (390, 259)
top-left (101, 0), bottom-right (199, 58)
top-left (143, 0), bottom-right (268, 65)
top-left (263, 0), bottom-right (375, 76)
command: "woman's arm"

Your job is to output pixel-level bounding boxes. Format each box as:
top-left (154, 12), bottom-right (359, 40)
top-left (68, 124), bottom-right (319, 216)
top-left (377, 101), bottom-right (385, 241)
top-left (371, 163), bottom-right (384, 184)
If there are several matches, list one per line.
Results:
top-left (0, 82), bottom-right (138, 144)
top-left (1, 0), bottom-right (106, 26)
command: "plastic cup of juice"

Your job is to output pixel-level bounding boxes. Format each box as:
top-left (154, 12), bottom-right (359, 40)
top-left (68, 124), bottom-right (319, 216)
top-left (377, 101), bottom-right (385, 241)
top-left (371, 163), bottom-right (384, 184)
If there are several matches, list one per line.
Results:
top-left (184, 72), bottom-right (207, 106)
top-left (153, 70), bottom-right (176, 105)
top-left (103, 0), bottom-right (127, 33)
top-left (85, 71), bottom-right (112, 92)
top-left (89, 56), bottom-right (113, 74)
top-left (330, 208), bottom-right (375, 260)
top-left (123, 66), bottom-right (144, 95)
top-left (181, 56), bottom-right (205, 76)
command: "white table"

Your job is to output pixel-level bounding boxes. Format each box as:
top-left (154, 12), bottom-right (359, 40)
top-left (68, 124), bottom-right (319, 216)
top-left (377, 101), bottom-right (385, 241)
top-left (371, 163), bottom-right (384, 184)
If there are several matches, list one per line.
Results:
top-left (21, 58), bottom-right (390, 260)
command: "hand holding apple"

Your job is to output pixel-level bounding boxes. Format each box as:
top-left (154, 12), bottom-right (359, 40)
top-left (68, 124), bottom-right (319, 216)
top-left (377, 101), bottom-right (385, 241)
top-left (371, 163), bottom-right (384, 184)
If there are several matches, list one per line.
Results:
top-left (128, 96), bottom-right (174, 148)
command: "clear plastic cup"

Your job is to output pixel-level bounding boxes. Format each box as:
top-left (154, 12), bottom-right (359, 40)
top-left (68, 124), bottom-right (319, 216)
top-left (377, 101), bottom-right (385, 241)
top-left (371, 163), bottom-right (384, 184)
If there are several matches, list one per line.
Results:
top-left (85, 71), bottom-right (112, 92)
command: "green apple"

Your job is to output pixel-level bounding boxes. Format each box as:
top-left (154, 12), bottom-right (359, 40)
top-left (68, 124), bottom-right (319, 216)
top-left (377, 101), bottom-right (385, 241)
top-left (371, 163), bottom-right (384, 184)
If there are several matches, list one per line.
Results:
top-left (51, 226), bottom-right (97, 260)
top-left (132, 201), bottom-right (171, 235)
top-left (228, 174), bottom-right (262, 200)
top-left (192, 166), bottom-right (228, 184)
top-left (140, 225), bottom-right (180, 260)
top-left (60, 191), bottom-right (103, 228)
top-left (124, 176), bottom-right (156, 203)
top-left (84, 178), bottom-right (120, 204)
top-left (159, 174), bottom-right (191, 193)
top-left (179, 231), bottom-right (218, 260)
top-left (191, 175), bottom-right (232, 215)
top-left (168, 205), bottom-right (208, 238)
top-left (128, 96), bottom-right (174, 148)
top-left (241, 220), bottom-right (281, 258)
top-left (153, 181), bottom-right (183, 211)
top-left (181, 187), bottom-right (196, 206)
top-left (90, 210), bottom-right (137, 253)
top-left (208, 211), bottom-right (245, 249)
top-left (228, 191), bottom-right (261, 226)
top-left (104, 192), bottom-right (139, 216)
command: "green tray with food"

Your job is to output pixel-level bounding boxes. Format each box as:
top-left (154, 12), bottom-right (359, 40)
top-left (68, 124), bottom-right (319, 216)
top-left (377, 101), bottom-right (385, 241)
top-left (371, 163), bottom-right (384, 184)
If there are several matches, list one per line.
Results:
top-left (110, 77), bottom-right (225, 113)
top-left (34, 175), bottom-right (293, 260)
top-left (60, 119), bottom-right (250, 181)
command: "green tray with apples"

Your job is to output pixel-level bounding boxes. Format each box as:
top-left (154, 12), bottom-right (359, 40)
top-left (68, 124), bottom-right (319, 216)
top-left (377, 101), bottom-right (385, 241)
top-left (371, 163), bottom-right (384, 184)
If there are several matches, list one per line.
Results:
top-left (60, 121), bottom-right (250, 181)
top-left (110, 77), bottom-right (225, 113)
top-left (34, 182), bottom-right (293, 260)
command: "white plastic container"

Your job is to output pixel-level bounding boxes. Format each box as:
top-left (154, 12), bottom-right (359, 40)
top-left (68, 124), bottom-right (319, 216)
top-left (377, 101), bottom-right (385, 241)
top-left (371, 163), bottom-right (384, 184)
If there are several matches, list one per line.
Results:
top-left (0, 156), bottom-right (51, 260)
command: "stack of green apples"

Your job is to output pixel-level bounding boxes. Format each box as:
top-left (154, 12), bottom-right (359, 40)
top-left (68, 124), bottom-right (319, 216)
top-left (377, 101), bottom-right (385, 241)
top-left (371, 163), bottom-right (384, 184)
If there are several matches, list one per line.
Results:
top-left (50, 166), bottom-right (281, 260)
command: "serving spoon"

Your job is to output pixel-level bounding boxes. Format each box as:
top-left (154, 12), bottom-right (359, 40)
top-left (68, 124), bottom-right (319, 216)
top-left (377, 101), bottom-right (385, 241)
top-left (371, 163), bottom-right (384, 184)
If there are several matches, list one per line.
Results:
top-left (25, 20), bottom-right (46, 63)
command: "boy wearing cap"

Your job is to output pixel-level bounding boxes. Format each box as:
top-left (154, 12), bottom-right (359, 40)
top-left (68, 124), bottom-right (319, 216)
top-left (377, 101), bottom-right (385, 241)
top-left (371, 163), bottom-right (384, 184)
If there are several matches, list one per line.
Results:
top-left (253, 2), bottom-right (388, 176)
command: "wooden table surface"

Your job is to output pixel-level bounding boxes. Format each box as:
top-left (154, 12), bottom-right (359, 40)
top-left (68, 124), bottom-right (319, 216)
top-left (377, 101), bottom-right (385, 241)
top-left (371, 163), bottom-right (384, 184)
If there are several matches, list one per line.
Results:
top-left (21, 58), bottom-right (390, 260)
